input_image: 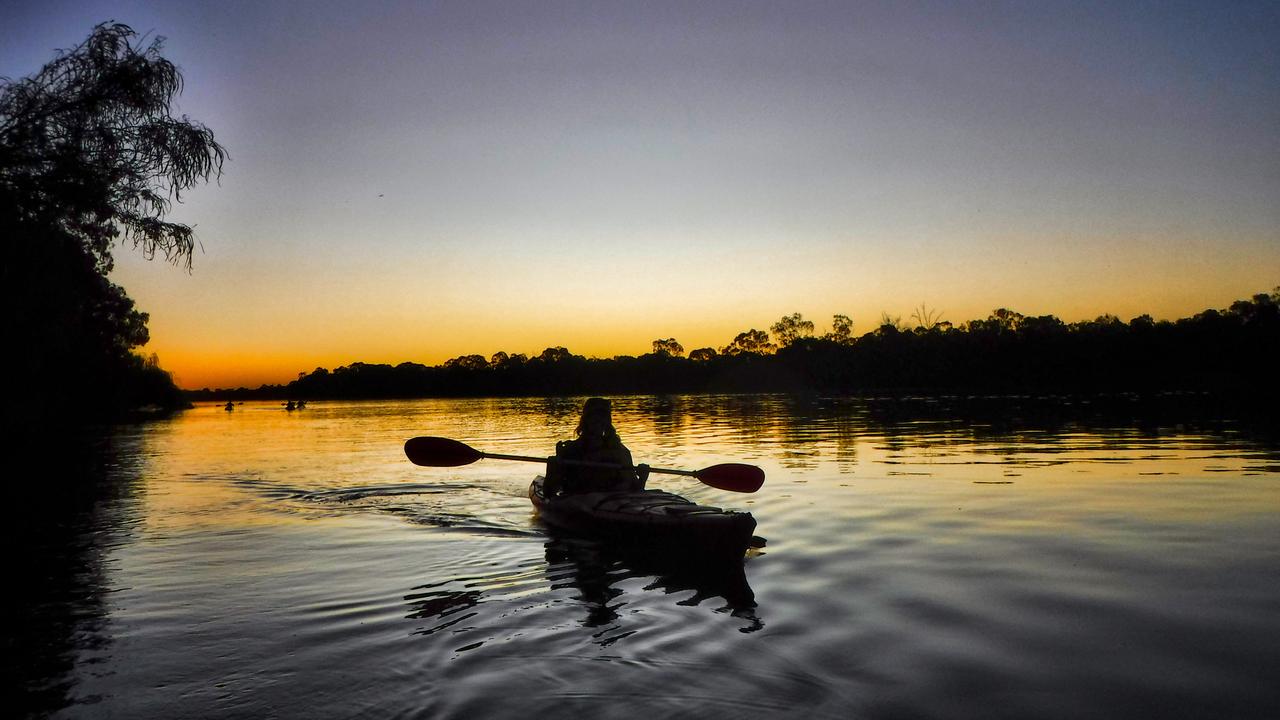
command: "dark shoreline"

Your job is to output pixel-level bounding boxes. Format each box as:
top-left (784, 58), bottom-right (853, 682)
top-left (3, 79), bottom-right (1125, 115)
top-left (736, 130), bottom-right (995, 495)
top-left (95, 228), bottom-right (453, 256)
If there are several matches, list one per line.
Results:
top-left (182, 289), bottom-right (1279, 412)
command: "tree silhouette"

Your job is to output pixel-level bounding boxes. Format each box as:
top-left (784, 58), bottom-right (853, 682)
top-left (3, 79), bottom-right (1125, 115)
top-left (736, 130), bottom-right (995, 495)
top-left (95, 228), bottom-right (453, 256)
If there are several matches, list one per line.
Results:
top-left (3, 23), bottom-right (225, 426)
top-left (195, 288), bottom-right (1278, 406)
top-left (878, 312), bottom-right (906, 333)
top-left (721, 329), bottom-right (776, 355)
top-left (537, 347), bottom-right (578, 363)
top-left (651, 338), bottom-right (685, 356)
top-left (444, 354), bottom-right (488, 370)
top-left (688, 347), bottom-right (718, 362)
top-left (910, 303), bottom-right (946, 332)
top-left (769, 313), bottom-right (815, 348)
top-left (1, 22), bottom-right (226, 272)
top-left (823, 314), bottom-right (854, 344)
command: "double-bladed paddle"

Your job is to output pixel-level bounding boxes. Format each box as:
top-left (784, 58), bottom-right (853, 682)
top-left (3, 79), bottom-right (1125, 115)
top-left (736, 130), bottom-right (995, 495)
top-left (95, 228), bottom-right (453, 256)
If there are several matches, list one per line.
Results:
top-left (404, 436), bottom-right (765, 493)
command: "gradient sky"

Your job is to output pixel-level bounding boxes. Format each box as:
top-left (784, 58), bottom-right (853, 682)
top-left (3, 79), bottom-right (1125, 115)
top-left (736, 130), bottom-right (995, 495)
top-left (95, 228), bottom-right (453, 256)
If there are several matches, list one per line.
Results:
top-left (4, 1), bottom-right (1278, 388)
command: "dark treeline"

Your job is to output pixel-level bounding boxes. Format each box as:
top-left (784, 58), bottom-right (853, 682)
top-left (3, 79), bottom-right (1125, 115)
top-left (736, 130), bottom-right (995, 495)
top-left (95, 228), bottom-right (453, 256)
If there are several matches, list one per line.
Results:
top-left (188, 290), bottom-right (1279, 405)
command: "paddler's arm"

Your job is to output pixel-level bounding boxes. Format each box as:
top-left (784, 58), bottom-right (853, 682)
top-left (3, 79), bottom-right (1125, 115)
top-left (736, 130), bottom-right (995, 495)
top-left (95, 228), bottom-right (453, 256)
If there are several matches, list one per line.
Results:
top-left (544, 456), bottom-right (564, 496)
top-left (616, 444), bottom-right (647, 491)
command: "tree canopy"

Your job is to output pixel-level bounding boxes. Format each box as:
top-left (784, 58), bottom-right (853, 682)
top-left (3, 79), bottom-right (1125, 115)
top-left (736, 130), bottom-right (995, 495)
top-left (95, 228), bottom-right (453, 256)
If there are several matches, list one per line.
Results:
top-left (3, 23), bottom-right (225, 428)
top-left (769, 312), bottom-right (814, 348)
top-left (721, 329), bottom-right (776, 356)
top-left (1, 21), bottom-right (226, 272)
top-left (651, 338), bottom-right (684, 356)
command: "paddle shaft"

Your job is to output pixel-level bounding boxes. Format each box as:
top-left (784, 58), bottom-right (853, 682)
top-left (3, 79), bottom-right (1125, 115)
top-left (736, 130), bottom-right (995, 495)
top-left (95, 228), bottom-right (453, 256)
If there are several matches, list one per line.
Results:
top-left (404, 436), bottom-right (763, 492)
top-left (480, 450), bottom-right (697, 478)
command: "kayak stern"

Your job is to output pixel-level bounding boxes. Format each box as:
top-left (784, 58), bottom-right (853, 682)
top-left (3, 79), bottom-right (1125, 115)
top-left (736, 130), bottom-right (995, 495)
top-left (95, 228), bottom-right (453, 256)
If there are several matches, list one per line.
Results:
top-left (529, 476), bottom-right (756, 563)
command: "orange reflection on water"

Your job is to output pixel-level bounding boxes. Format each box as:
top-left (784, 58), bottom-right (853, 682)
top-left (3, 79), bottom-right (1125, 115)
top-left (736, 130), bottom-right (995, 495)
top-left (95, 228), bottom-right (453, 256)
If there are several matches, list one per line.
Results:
top-left (123, 397), bottom-right (1280, 541)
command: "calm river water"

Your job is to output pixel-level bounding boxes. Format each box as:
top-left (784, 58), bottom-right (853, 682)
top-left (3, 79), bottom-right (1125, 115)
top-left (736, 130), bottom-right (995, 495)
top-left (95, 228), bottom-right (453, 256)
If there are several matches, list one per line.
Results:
top-left (16, 396), bottom-right (1280, 719)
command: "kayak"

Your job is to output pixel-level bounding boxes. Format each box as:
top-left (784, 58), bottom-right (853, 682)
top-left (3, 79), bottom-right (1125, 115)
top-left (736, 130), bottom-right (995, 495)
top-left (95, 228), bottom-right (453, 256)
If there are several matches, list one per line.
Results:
top-left (529, 476), bottom-right (757, 563)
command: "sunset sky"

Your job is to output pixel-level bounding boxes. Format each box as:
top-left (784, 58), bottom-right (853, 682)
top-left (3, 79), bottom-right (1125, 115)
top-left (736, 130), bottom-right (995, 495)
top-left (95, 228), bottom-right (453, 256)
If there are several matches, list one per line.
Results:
top-left (4, 1), bottom-right (1278, 389)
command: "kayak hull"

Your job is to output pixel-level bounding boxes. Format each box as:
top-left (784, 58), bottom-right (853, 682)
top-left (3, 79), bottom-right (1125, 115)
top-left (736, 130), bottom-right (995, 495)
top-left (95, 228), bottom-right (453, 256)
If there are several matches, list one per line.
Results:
top-left (529, 476), bottom-right (756, 563)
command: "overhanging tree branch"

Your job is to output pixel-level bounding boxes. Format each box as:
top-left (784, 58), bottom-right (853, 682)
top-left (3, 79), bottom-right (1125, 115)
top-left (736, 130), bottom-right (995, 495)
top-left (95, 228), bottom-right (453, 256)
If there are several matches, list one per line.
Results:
top-left (0, 21), bottom-right (226, 272)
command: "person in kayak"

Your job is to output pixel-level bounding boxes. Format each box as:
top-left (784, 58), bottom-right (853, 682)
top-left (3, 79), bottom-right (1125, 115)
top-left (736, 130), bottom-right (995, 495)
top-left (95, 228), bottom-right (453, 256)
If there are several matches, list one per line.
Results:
top-left (544, 397), bottom-right (649, 496)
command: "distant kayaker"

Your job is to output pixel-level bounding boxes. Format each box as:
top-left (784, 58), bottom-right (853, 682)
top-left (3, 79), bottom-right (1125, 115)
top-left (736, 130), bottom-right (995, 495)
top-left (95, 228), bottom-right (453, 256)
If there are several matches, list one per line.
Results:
top-left (224, 401), bottom-right (234, 412)
top-left (545, 397), bottom-right (649, 496)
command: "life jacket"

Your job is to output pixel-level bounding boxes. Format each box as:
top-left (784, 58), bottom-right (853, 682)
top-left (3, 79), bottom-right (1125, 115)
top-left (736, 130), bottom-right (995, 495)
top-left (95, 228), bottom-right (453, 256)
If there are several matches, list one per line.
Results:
top-left (553, 437), bottom-right (633, 494)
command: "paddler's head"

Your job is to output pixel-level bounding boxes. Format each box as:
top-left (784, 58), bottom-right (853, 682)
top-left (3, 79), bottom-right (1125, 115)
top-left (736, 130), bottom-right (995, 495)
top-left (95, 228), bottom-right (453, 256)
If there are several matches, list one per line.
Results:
top-left (575, 397), bottom-right (616, 442)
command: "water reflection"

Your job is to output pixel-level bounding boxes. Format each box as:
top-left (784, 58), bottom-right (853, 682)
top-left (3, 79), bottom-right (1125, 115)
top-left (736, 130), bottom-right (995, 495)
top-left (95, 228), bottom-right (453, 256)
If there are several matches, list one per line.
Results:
top-left (21, 397), bottom-right (1280, 719)
top-left (601, 394), bottom-right (1280, 489)
top-left (543, 536), bottom-right (762, 636)
top-left (11, 430), bottom-right (147, 717)
top-left (406, 583), bottom-right (482, 636)
top-left (401, 534), bottom-right (762, 649)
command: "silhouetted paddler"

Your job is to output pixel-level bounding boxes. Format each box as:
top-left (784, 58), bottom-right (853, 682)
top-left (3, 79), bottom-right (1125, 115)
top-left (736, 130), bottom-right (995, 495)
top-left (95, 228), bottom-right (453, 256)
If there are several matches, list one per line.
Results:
top-left (544, 398), bottom-right (649, 496)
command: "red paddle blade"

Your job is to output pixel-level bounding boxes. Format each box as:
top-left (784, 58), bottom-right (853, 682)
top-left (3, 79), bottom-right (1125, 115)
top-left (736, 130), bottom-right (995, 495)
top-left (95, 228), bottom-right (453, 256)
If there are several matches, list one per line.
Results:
top-left (404, 436), bottom-right (483, 467)
top-left (695, 463), bottom-right (765, 493)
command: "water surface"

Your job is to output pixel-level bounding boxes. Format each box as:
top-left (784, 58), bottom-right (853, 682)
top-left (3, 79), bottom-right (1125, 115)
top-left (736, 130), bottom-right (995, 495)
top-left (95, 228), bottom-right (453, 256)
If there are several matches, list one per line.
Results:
top-left (18, 396), bottom-right (1280, 718)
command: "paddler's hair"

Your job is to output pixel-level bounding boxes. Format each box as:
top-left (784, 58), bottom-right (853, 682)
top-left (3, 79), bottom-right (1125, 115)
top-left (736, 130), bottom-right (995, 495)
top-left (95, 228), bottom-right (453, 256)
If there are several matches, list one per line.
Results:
top-left (575, 397), bottom-right (619, 441)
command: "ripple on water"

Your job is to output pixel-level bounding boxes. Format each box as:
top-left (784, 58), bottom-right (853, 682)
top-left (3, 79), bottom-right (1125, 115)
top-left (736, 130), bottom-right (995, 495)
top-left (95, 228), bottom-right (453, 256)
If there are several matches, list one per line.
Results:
top-left (293, 481), bottom-right (541, 538)
top-left (29, 398), bottom-right (1280, 719)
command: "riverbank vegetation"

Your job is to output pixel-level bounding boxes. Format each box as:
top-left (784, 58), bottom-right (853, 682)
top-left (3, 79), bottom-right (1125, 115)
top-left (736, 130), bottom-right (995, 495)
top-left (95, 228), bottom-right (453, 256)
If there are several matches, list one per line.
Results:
top-left (188, 289), bottom-right (1278, 405)
top-left (3, 23), bottom-right (225, 428)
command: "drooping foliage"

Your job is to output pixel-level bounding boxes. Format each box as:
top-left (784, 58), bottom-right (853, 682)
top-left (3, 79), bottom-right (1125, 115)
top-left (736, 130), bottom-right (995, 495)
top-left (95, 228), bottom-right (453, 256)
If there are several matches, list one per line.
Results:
top-left (1, 22), bottom-right (226, 271)
top-left (3, 23), bottom-right (225, 427)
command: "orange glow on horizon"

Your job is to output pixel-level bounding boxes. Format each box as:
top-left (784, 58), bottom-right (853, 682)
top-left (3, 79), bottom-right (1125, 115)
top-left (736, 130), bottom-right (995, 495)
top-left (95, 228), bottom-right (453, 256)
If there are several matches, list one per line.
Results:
top-left (147, 282), bottom-right (1277, 390)
top-left (115, 202), bottom-right (1278, 391)
top-left (9, 3), bottom-right (1278, 392)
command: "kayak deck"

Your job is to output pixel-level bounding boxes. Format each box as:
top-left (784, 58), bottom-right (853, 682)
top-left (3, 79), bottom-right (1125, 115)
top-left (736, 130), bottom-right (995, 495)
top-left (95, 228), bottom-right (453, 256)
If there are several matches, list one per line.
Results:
top-left (529, 476), bottom-right (756, 562)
